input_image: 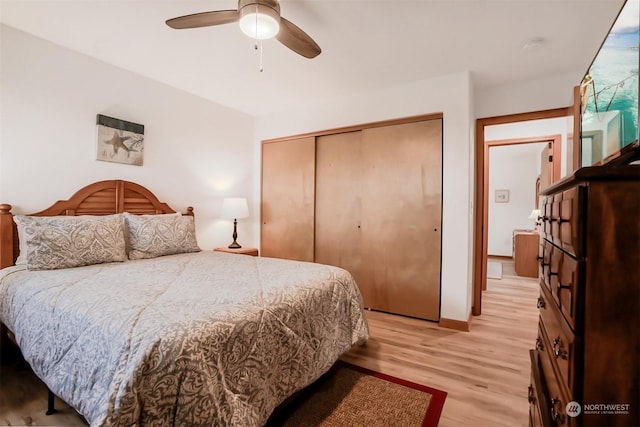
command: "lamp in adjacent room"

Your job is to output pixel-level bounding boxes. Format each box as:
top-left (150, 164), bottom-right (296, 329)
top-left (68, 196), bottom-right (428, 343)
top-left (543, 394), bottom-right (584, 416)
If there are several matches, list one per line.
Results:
top-left (220, 197), bottom-right (249, 249)
top-left (528, 208), bottom-right (541, 231)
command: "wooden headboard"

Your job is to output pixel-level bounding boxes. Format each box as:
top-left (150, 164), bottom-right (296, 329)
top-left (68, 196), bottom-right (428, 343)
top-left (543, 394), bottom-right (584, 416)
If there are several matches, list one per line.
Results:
top-left (0, 180), bottom-right (193, 269)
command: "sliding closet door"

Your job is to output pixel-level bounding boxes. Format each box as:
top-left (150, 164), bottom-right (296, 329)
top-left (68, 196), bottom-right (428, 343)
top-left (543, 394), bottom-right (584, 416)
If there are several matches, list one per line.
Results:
top-left (360, 119), bottom-right (442, 320)
top-left (261, 137), bottom-right (315, 261)
top-left (315, 131), bottom-right (363, 283)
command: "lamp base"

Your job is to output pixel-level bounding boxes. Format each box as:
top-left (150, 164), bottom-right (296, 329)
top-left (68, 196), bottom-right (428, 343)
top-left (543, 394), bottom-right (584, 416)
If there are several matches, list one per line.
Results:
top-left (228, 218), bottom-right (241, 248)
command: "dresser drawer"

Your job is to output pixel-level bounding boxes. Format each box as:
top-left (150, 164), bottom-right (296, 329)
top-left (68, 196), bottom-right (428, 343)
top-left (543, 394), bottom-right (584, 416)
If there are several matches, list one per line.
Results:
top-left (550, 193), bottom-right (562, 247)
top-left (539, 240), bottom-right (562, 299)
top-left (539, 244), bottom-right (581, 331)
top-left (539, 240), bottom-right (553, 293)
top-left (529, 349), bottom-right (553, 427)
top-left (541, 196), bottom-right (554, 242)
top-left (539, 340), bottom-right (572, 427)
top-left (558, 187), bottom-right (583, 257)
top-left (529, 368), bottom-right (544, 427)
top-left (557, 254), bottom-right (581, 331)
top-left (541, 187), bottom-right (585, 258)
top-left (549, 245), bottom-right (562, 304)
top-left (539, 286), bottom-right (576, 396)
top-left (539, 193), bottom-right (561, 245)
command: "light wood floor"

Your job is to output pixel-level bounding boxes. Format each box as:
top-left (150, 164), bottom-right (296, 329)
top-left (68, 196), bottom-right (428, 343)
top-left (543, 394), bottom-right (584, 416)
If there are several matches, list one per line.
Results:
top-left (0, 258), bottom-right (538, 426)
top-left (342, 258), bottom-right (539, 427)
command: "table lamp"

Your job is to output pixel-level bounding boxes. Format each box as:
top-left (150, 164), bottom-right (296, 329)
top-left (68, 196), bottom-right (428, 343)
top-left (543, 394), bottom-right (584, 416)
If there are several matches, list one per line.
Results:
top-left (220, 197), bottom-right (249, 248)
top-left (528, 208), bottom-right (541, 231)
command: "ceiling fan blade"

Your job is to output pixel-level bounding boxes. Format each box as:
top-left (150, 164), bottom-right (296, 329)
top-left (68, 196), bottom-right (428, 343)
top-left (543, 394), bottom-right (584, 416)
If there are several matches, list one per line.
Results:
top-left (166, 10), bottom-right (239, 29)
top-left (276, 17), bottom-right (321, 59)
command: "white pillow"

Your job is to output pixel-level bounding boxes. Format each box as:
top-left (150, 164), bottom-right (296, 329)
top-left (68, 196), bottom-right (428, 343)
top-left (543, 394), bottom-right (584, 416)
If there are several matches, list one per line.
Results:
top-left (13, 214), bottom-right (128, 270)
top-left (15, 220), bottom-right (27, 265)
top-left (123, 212), bottom-right (200, 260)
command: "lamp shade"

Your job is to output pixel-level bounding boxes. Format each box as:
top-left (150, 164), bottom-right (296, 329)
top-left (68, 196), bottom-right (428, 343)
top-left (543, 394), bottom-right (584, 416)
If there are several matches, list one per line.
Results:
top-left (239, 3), bottom-right (280, 40)
top-left (221, 197), bottom-right (249, 219)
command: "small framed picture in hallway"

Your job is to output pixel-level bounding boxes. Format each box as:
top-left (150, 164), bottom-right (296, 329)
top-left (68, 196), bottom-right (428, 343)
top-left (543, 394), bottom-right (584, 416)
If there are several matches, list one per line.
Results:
top-left (495, 189), bottom-right (510, 203)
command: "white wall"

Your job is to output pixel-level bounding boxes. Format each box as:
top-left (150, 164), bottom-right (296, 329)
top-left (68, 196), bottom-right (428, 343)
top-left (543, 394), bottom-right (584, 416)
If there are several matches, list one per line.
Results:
top-left (255, 72), bottom-right (476, 323)
top-left (0, 25), bottom-right (257, 250)
top-left (487, 143), bottom-right (545, 256)
top-left (485, 117), bottom-right (573, 179)
top-left (475, 72), bottom-right (578, 119)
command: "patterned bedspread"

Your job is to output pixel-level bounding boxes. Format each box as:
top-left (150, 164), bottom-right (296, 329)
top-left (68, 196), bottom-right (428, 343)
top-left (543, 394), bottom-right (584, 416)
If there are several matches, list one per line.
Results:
top-left (0, 251), bottom-right (369, 426)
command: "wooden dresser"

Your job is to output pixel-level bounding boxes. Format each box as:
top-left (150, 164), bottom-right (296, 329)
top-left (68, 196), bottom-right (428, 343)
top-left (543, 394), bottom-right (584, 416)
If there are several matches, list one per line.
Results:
top-left (528, 165), bottom-right (639, 426)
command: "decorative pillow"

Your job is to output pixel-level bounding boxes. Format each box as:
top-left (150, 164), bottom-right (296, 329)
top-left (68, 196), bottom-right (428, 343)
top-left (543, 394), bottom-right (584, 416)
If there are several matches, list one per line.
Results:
top-left (15, 220), bottom-right (28, 265)
top-left (13, 214), bottom-right (127, 270)
top-left (123, 212), bottom-right (200, 260)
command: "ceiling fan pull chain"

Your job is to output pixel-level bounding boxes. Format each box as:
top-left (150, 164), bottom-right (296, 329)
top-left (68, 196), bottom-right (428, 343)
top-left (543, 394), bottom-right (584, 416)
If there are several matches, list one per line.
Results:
top-left (260, 40), bottom-right (264, 72)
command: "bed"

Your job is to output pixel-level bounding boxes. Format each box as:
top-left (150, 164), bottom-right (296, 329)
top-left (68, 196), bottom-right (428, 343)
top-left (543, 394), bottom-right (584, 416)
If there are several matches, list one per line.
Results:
top-left (0, 180), bottom-right (369, 426)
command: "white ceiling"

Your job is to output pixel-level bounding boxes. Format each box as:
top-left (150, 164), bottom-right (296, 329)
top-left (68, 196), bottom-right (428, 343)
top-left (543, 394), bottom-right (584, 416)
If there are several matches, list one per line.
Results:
top-left (0, 0), bottom-right (627, 117)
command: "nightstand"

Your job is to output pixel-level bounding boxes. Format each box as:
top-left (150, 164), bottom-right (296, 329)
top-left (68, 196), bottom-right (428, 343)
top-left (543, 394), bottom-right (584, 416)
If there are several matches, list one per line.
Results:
top-left (512, 230), bottom-right (539, 277)
top-left (214, 247), bottom-right (259, 257)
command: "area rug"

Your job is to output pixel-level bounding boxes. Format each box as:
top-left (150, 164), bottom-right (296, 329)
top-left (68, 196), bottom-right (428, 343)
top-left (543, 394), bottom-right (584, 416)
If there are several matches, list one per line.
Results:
top-left (267, 361), bottom-right (447, 427)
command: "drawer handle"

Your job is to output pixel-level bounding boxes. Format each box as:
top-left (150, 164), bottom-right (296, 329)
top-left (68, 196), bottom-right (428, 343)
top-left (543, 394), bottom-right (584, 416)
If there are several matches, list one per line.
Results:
top-left (555, 348), bottom-right (567, 359)
top-left (551, 398), bottom-right (565, 423)
top-left (528, 385), bottom-right (535, 404)
top-left (537, 297), bottom-right (546, 309)
top-left (553, 337), bottom-right (568, 359)
top-left (536, 337), bottom-right (544, 351)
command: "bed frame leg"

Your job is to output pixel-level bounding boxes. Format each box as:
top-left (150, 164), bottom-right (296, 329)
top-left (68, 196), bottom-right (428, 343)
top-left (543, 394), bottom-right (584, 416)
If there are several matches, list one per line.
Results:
top-left (46, 388), bottom-right (57, 415)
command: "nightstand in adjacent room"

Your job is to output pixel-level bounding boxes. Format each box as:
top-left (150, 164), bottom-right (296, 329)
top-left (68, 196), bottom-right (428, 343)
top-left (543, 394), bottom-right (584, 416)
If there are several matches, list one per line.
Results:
top-left (513, 230), bottom-right (539, 278)
top-left (214, 247), bottom-right (259, 257)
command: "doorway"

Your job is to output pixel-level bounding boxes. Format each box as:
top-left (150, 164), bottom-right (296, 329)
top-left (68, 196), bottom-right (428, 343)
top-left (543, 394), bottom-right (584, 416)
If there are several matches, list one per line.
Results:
top-left (486, 137), bottom-right (556, 266)
top-left (473, 107), bottom-right (578, 315)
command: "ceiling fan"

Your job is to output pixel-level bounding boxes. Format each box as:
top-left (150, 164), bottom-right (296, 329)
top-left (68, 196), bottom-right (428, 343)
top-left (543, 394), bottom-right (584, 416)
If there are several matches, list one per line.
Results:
top-left (166, 0), bottom-right (321, 59)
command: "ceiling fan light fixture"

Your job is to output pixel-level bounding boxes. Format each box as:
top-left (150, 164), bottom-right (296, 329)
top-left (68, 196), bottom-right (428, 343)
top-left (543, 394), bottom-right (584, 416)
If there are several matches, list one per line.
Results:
top-left (239, 3), bottom-right (280, 40)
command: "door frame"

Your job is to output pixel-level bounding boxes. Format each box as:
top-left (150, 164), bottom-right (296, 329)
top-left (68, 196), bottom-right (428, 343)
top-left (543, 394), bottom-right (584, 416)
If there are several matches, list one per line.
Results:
top-left (473, 106), bottom-right (578, 315)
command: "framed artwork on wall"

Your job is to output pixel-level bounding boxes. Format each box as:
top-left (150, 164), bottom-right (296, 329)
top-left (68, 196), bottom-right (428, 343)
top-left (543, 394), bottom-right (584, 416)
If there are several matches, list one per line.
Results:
top-left (96, 114), bottom-right (144, 166)
top-left (495, 189), bottom-right (510, 203)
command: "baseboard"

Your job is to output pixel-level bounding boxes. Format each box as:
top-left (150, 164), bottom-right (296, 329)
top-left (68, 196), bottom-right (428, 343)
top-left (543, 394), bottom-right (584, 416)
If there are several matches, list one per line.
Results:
top-left (438, 310), bottom-right (473, 332)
